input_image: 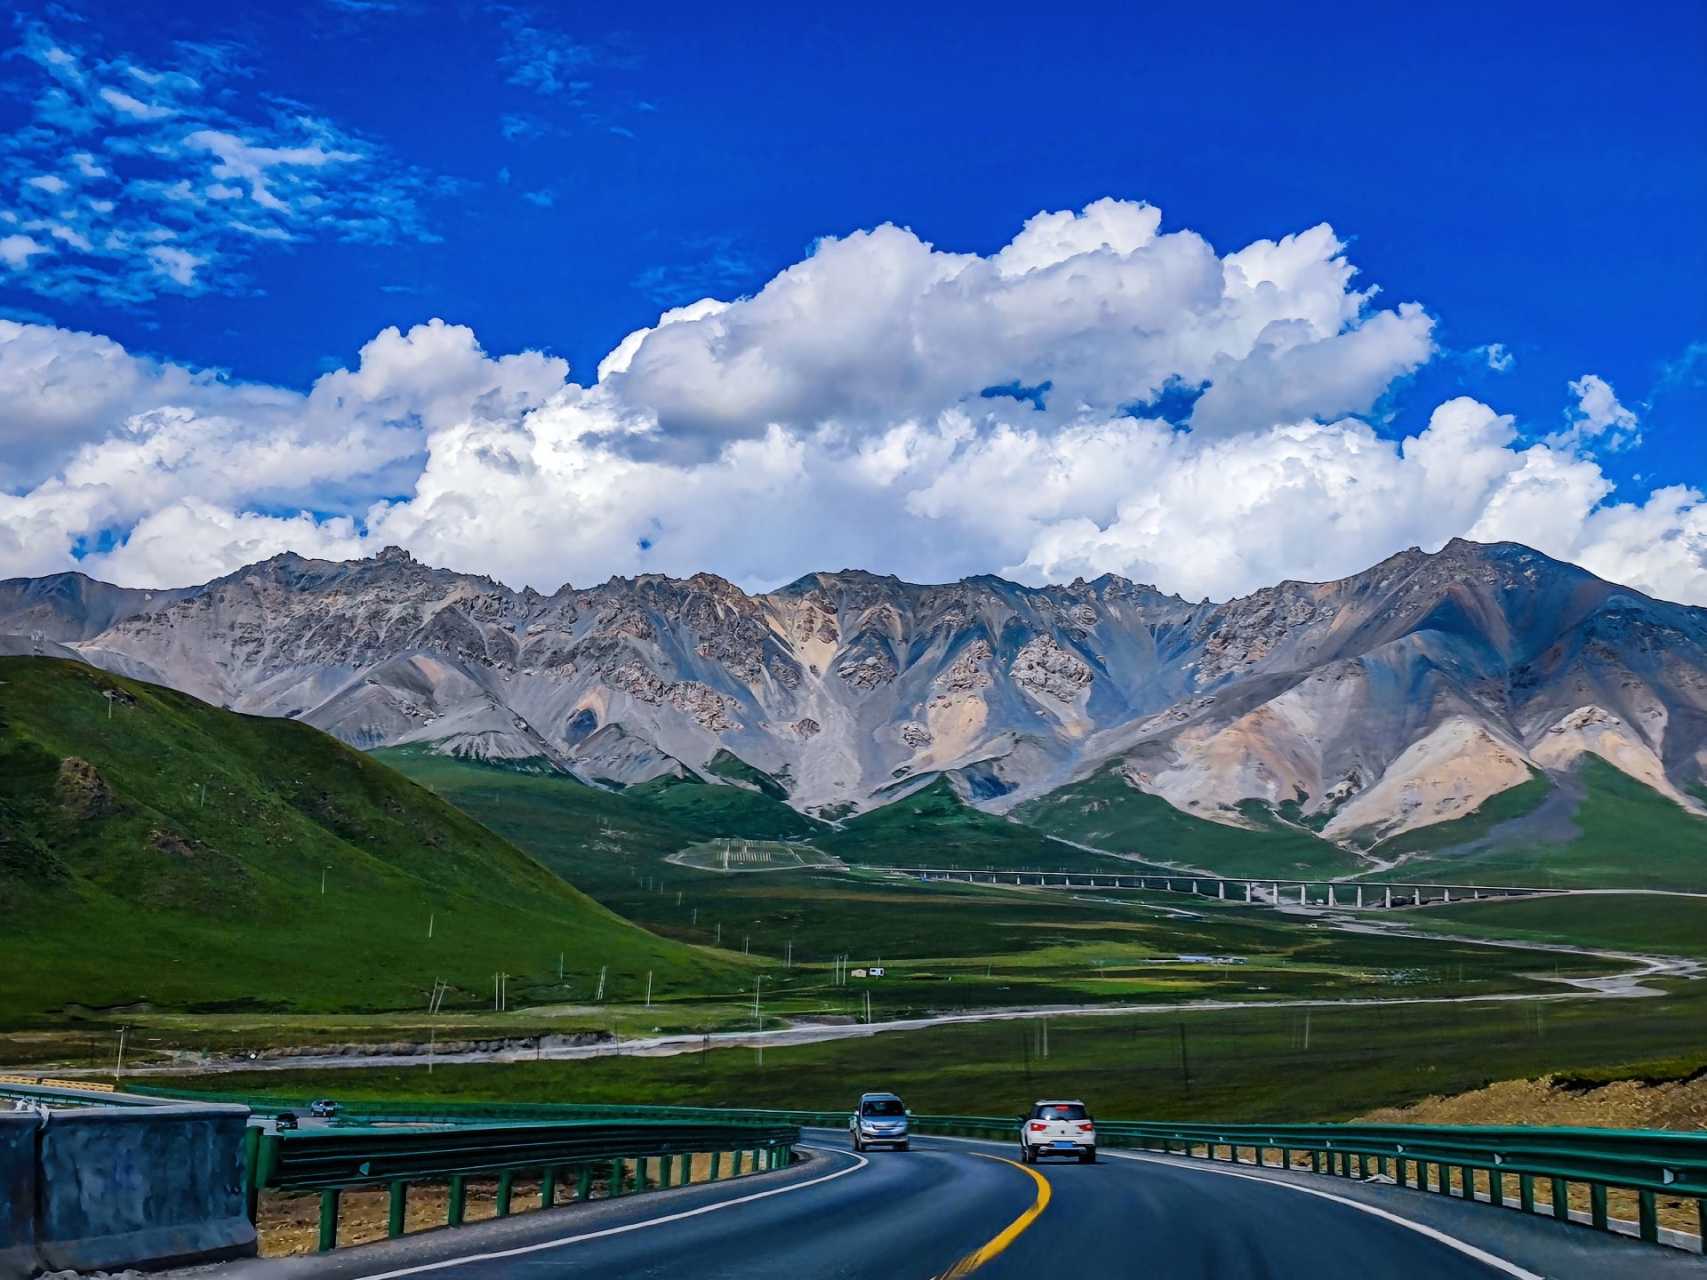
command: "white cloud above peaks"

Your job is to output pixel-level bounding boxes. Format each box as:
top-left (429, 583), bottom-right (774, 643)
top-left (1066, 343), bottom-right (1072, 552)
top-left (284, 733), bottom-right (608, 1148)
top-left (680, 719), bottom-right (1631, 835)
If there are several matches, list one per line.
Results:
top-left (1, 197), bottom-right (1704, 609)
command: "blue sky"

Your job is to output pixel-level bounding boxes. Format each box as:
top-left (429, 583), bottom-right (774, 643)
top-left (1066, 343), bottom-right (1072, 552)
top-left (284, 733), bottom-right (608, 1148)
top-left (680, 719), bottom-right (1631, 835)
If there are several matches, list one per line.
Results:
top-left (1, 0), bottom-right (1704, 600)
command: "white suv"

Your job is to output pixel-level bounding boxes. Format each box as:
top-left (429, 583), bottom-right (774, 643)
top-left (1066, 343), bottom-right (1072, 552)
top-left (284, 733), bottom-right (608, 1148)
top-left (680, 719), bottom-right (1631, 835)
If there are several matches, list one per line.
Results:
top-left (1019, 1099), bottom-right (1096, 1163)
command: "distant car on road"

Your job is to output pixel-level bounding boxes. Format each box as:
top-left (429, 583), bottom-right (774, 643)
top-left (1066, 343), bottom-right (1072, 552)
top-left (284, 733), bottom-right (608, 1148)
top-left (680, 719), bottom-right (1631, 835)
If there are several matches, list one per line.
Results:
top-left (275, 1110), bottom-right (300, 1131)
top-left (850, 1091), bottom-right (910, 1152)
top-left (309, 1098), bottom-right (339, 1117)
top-left (1019, 1099), bottom-right (1096, 1164)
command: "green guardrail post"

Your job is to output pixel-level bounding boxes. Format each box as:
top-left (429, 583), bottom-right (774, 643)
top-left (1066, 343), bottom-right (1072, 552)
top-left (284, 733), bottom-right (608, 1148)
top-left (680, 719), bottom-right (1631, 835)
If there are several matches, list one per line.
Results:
top-left (540, 1165), bottom-right (557, 1208)
top-left (1519, 1174), bottom-right (1535, 1213)
top-left (1550, 1177), bottom-right (1569, 1221)
top-left (710, 1150), bottom-right (723, 1181)
top-left (242, 1126), bottom-right (262, 1224)
top-left (610, 1158), bottom-right (625, 1196)
top-left (447, 1175), bottom-right (467, 1227)
top-left (660, 1154), bottom-right (673, 1189)
top-left (752, 1146), bottom-right (763, 1173)
top-left (679, 1152), bottom-right (692, 1184)
top-left (1637, 1191), bottom-right (1658, 1243)
top-left (496, 1169), bottom-right (514, 1217)
top-left (1490, 1169), bottom-right (1504, 1207)
top-left (387, 1181), bottom-right (408, 1238)
top-left (1589, 1182), bottom-right (1608, 1231)
top-left (734, 1149), bottom-right (746, 1176)
top-left (636, 1157), bottom-right (649, 1194)
top-left (577, 1164), bottom-right (594, 1202)
top-left (1280, 1147), bottom-right (1291, 1171)
top-left (317, 1188), bottom-right (340, 1254)
top-left (1309, 1151), bottom-right (1321, 1175)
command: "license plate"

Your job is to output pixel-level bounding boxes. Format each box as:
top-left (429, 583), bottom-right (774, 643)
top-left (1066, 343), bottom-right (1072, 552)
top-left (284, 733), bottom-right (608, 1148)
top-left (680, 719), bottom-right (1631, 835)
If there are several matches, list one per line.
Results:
top-left (1051, 1141), bottom-right (1078, 1148)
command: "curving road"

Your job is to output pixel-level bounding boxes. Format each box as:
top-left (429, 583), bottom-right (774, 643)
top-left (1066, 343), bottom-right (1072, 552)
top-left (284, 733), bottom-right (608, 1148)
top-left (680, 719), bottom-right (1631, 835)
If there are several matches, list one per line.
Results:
top-left (225, 1130), bottom-right (1698, 1280)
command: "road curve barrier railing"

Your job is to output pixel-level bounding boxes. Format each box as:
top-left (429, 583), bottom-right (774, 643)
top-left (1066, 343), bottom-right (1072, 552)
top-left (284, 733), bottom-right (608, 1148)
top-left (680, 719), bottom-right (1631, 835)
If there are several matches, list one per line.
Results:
top-left (1087, 1119), bottom-right (1707, 1251)
top-left (134, 1088), bottom-right (1706, 1253)
top-left (244, 1118), bottom-right (801, 1253)
top-left (902, 1115), bottom-right (1707, 1252)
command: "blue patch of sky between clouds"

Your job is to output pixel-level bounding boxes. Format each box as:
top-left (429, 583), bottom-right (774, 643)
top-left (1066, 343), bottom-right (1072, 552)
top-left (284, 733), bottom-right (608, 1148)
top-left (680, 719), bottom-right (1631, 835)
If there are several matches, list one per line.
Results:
top-left (1122, 375), bottom-right (1207, 426)
top-left (978, 379), bottom-right (1052, 411)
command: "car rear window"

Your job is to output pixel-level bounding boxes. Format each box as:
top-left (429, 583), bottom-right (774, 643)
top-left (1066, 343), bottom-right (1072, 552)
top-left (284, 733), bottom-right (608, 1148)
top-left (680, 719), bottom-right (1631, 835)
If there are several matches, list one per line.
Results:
top-left (1035, 1104), bottom-right (1088, 1121)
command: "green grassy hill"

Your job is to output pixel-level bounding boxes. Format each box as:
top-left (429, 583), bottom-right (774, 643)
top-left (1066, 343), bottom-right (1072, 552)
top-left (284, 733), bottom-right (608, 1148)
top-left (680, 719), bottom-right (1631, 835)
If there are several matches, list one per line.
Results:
top-left (0, 657), bottom-right (739, 1027)
top-left (821, 776), bottom-right (1139, 872)
top-left (1363, 757), bottom-right (1707, 890)
top-left (1014, 762), bottom-right (1363, 878)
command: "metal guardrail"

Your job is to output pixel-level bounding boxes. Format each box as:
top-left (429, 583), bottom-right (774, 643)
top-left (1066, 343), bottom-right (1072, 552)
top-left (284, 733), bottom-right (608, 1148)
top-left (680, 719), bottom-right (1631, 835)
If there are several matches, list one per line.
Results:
top-left (138, 1087), bottom-right (1707, 1253)
top-left (242, 1117), bottom-right (800, 1252)
top-left (0, 1080), bottom-right (166, 1109)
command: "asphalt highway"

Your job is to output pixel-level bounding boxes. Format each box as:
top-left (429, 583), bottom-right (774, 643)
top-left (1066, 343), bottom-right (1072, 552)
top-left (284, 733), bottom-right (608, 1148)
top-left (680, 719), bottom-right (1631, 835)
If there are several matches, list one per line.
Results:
top-left (228, 1130), bottom-right (1701, 1280)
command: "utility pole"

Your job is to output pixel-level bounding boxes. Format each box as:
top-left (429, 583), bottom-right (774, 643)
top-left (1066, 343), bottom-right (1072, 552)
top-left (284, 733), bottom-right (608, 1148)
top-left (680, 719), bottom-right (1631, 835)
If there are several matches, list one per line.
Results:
top-left (785, 939), bottom-right (793, 969)
top-left (558, 952), bottom-right (564, 980)
top-left (114, 1025), bottom-right (128, 1081)
top-left (645, 970), bottom-right (653, 1010)
top-left (715, 923), bottom-right (722, 946)
top-left (596, 965), bottom-right (607, 1002)
top-left (1178, 1023), bottom-right (1192, 1097)
top-left (321, 867), bottom-right (328, 895)
top-left (428, 912), bottom-right (434, 939)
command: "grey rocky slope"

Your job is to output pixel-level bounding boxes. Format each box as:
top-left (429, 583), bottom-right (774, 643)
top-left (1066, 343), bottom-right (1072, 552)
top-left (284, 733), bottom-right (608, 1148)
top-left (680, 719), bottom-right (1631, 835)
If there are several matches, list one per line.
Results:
top-left (4, 539), bottom-right (1705, 846)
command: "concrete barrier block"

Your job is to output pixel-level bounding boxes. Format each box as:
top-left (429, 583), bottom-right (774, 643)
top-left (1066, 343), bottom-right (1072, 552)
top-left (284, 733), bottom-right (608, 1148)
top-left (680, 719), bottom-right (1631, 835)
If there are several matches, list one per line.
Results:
top-left (35, 1104), bottom-right (255, 1273)
top-left (0, 1111), bottom-right (41, 1280)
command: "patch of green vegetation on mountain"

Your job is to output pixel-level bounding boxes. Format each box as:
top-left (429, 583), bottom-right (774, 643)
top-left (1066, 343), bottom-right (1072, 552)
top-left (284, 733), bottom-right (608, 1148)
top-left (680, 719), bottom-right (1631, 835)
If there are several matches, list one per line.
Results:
top-left (1014, 762), bottom-right (1361, 879)
top-left (628, 773), bottom-right (821, 840)
top-left (702, 749), bottom-right (790, 801)
top-left (1367, 757), bottom-right (1707, 890)
top-left (1357, 769), bottom-right (1553, 857)
top-left (818, 776), bottom-right (1129, 872)
top-left (0, 657), bottom-right (735, 1028)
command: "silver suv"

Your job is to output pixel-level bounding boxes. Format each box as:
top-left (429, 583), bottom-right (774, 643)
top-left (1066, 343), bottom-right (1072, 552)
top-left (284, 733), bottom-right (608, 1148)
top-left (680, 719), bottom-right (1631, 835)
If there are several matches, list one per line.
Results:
top-left (850, 1092), bottom-right (910, 1152)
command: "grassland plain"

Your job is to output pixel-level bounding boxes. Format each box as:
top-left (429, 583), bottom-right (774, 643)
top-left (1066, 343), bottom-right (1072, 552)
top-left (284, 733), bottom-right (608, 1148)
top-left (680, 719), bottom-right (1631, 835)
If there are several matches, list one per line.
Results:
top-left (374, 753), bottom-right (1613, 1021)
top-left (1404, 892), bottom-right (1707, 957)
top-left (0, 657), bottom-right (748, 1029)
top-left (157, 975), bottom-right (1707, 1124)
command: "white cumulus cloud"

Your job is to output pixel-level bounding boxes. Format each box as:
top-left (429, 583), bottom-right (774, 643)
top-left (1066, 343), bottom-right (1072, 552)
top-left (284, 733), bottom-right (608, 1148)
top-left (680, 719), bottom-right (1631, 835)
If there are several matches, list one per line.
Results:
top-left (0, 198), bottom-right (1703, 608)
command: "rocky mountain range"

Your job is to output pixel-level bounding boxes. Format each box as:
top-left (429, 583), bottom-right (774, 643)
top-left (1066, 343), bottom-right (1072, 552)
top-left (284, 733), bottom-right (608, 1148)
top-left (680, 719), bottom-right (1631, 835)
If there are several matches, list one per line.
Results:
top-left (4, 539), bottom-right (1706, 849)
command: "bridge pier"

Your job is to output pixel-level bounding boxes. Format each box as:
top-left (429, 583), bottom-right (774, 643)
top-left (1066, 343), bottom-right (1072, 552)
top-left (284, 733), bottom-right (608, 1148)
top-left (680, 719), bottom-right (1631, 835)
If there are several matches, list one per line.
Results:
top-left (1245, 882), bottom-right (1253, 903)
top-left (1218, 881), bottom-right (1226, 900)
top-left (1413, 889), bottom-right (1422, 906)
top-left (1298, 884), bottom-right (1307, 906)
top-left (1326, 884), bottom-right (1336, 908)
top-left (1443, 888), bottom-right (1452, 904)
top-left (1355, 885), bottom-right (1364, 909)
top-left (1384, 888), bottom-right (1392, 909)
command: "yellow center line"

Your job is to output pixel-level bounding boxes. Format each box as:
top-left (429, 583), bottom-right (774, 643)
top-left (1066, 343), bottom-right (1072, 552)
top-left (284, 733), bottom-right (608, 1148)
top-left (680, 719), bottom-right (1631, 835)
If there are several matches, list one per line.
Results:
top-left (939, 1153), bottom-right (1052, 1277)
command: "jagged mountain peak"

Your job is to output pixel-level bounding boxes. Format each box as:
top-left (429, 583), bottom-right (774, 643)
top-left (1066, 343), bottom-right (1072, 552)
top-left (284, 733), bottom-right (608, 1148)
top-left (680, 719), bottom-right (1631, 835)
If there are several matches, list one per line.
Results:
top-left (5, 541), bottom-right (1703, 848)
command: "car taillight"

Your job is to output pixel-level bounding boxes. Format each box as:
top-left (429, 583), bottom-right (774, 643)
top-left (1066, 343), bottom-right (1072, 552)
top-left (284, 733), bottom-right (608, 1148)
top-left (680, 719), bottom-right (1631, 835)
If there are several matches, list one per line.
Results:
top-left (1029, 1122), bottom-right (1047, 1131)
top-left (1079, 1123), bottom-right (1095, 1132)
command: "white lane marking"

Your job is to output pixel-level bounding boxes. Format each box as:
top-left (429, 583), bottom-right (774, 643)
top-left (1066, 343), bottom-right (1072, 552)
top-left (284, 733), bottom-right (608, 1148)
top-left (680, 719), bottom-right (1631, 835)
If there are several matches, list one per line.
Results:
top-left (1100, 1151), bottom-right (1543, 1280)
top-left (350, 1145), bottom-right (870, 1280)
